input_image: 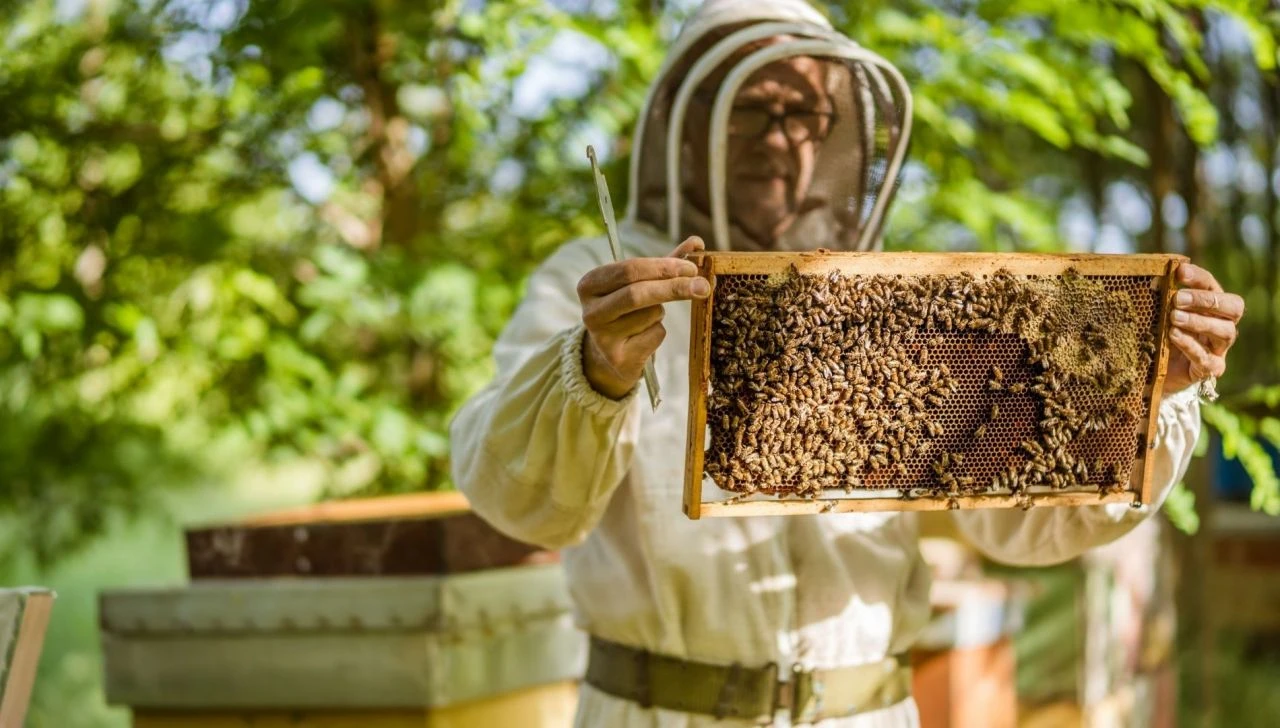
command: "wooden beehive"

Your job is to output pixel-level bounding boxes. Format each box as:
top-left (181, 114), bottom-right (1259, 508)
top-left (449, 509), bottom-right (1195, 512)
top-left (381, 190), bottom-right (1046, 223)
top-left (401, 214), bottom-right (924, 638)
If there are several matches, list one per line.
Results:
top-left (104, 493), bottom-right (582, 726)
top-left (184, 491), bottom-right (556, 580)
top-left (683, 251), bottom-right (1186, 518)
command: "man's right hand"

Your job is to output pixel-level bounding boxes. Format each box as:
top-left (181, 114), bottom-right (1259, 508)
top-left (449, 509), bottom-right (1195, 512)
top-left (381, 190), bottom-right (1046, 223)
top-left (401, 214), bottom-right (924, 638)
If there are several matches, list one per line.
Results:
top-left (577, 236), bottom-right (709, 399)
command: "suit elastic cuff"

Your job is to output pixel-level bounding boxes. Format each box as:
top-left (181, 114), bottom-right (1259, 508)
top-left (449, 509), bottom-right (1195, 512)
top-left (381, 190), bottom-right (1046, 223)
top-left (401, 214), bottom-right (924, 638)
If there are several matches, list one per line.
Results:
top-left (559, 324), bottom-right (639, 418)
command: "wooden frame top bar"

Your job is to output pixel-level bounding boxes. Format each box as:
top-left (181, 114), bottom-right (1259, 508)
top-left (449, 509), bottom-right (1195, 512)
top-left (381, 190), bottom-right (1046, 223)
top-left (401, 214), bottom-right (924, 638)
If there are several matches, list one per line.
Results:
top-left (689, 250), bottom-right (1185, 278)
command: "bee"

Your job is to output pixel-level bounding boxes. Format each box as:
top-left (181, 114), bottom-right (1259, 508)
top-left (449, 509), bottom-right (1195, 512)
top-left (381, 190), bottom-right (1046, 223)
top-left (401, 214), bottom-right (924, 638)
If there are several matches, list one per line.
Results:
top-left (998, 469), bottom-right (1018, 492)
top-left (974, 424), bottom-right (988, 440)
top-left (990, 402), bottom-right (1000, 421)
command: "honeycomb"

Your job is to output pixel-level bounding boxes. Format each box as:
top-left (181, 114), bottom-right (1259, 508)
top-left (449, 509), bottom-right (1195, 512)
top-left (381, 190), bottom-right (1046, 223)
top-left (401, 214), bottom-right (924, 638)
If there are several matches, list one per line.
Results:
top-left (702, 267), bottom-right (1165, 504)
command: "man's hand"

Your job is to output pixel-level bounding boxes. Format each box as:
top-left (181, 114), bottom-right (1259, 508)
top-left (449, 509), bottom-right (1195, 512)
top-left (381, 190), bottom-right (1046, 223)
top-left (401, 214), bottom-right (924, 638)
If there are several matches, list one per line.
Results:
top-left (577, 236), bottom-right (708, 399)
top-left (1163, 262), bottom-right (1244, 394)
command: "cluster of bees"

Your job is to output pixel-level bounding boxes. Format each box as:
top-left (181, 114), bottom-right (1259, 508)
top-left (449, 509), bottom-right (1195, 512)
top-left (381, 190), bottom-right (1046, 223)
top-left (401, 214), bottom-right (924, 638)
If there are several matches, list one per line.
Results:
top-left (704, 267), bottom-right (1157, 504)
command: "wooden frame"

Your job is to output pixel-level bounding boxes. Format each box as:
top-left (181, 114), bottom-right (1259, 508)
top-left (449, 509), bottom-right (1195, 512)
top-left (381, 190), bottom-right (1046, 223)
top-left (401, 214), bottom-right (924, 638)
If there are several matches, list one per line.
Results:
top-left (228, 491), bottom-right (471, 528)
top-left (683, 251), bottom-right (1186, 519)
top-left (0, 588), bottom-right (55, 728)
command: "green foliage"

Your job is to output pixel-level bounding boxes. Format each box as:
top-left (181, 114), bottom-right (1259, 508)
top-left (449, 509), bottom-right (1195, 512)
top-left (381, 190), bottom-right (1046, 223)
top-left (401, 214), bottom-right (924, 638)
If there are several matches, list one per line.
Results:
top-left (1202, 396), bottom-right (1280, 515)
top-left (1164, 480), bottom-right (1201, 534)
top-left (2, 0), bottom-right (1279, 569)
top-left (1179, 635), bottom-right (1280, 725)
top-left (849, 0), bottom-right (1266, 252)
top-left (0, 0), bottom-right (608, 566)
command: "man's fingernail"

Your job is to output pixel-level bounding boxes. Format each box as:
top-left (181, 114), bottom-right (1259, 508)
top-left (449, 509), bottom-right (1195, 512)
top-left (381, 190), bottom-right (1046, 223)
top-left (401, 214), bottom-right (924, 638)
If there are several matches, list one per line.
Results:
top-left (691, 279), bottom-right (710, 297)
top-left (1172, 311), bottom-right (1188, 324)
top-left (1176, 291), bottom-right (1193, 306)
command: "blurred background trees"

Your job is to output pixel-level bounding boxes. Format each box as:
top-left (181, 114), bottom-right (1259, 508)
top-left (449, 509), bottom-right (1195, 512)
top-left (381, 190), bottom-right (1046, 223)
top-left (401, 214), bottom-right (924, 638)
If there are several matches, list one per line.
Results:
top-left (2, 0), bottom-right (1279, 725)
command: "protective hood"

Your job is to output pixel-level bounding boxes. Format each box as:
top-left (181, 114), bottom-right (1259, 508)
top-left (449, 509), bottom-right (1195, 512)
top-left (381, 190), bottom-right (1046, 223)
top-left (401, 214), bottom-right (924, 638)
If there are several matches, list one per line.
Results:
top-left (623, 0), bottom-right (912, 252)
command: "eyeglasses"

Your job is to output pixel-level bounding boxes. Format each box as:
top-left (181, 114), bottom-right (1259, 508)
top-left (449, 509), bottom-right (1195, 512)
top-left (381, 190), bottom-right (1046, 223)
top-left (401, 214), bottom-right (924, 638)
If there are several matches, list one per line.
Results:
top-left (727, 107), bottom-right (835, 143)
top-left (690, 91), bottom-right (835, 144)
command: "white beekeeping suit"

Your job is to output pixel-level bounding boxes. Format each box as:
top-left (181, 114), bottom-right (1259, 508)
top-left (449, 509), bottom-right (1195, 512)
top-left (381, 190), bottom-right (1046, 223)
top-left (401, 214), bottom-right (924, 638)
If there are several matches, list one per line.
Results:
top-left (450, 0), bottom-right (1202, 725)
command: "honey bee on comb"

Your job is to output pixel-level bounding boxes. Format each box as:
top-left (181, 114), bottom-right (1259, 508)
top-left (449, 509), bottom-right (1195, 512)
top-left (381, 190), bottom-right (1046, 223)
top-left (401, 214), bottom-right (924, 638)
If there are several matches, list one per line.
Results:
top-left (695, 254), bottom-right (1175, 515)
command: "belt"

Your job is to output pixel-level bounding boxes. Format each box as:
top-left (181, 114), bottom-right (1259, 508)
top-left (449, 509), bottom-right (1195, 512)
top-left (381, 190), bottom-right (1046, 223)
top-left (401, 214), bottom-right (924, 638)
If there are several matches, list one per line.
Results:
top-left (584, 636), bottom-right (913, 725)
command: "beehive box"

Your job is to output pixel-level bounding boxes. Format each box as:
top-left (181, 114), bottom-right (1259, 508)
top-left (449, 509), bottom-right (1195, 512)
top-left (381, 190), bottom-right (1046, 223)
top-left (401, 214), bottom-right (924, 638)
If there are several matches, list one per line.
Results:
top-left (184, 491), bottom-right (556, 580)
top-left (102, 493), bottom-right (582, 726)
top-left (100, 565), bottom-right (585, 711)
top-left (683, 251), bottom-right (1185, 518)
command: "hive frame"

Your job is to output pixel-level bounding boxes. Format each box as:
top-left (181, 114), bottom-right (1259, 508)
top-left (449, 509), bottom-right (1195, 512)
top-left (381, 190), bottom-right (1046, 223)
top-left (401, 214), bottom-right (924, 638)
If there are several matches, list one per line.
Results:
top-left (682, 251), bottom-right (1186, 519)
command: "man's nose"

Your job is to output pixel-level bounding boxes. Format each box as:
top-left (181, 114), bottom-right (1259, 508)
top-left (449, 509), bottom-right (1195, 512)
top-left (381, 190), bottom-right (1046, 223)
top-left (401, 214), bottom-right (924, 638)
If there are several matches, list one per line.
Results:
top-left (762, 118), bottom-right (790, 150)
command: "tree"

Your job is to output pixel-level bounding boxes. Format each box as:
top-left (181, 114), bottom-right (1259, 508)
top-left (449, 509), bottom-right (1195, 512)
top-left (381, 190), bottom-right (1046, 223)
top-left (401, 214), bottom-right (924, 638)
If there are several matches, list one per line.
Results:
top-left (2, 0), bottom-right (1278, 567)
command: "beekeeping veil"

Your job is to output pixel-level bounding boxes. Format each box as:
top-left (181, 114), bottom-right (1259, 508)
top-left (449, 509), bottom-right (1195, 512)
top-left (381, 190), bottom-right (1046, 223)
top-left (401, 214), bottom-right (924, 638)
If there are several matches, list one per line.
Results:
top-left (624, 0), bottom-right (912, 252)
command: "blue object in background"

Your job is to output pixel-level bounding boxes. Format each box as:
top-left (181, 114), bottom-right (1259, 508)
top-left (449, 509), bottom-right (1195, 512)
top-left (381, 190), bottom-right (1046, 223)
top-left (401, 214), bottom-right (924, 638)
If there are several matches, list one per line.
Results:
top-left (1211, 431), bottom-right (1280, 501)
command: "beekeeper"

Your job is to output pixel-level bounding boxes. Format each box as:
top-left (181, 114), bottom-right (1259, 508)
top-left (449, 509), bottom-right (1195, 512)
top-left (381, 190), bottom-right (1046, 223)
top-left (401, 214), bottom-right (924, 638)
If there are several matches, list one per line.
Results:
top-left (450, 0), bottom-right (1243, 725)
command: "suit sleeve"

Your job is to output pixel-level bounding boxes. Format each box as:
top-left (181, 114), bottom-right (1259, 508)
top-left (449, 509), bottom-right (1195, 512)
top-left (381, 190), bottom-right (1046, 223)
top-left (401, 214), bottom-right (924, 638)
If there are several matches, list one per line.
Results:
top-left (448, 239), bottom-right (642, 549)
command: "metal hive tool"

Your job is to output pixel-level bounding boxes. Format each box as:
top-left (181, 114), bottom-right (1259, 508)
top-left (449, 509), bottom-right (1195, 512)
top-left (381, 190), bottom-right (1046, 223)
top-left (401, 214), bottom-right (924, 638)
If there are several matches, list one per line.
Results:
top-left (682, 251), bottom-right (1186, 519)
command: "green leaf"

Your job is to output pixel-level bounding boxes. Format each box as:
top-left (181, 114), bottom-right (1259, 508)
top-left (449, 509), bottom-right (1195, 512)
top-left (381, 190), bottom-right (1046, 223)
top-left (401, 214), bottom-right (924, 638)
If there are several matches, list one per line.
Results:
top-left (1003, 91), bottom-right (1071, 148)
top-left (372, 406), bottom-right (412, 454)
top-left (102, 144), bottom-right (142, 194)
top-left (16, 293), bottom-right (84, 332)
top-left (283, 67), bottom-right (325, 96)
top-left (1203, 404), bottom-right (1280, 516)
top-left (1164, 481), bottom-right (1200, 535)
top-left (314, 245), bottom-right (368, 284)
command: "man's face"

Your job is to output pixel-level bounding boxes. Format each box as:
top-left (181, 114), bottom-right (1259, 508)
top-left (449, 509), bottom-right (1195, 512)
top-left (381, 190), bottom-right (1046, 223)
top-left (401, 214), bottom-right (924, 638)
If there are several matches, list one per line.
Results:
top-left (683, 54), bottom-right (834, 248)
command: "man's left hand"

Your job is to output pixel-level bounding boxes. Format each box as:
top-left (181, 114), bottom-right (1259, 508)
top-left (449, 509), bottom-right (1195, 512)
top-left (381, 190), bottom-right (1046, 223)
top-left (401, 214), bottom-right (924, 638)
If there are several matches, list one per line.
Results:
top-left (1163, 262), bottom-right (1244, 394)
